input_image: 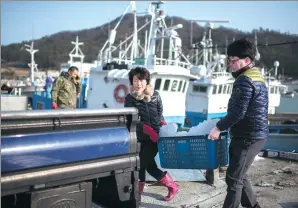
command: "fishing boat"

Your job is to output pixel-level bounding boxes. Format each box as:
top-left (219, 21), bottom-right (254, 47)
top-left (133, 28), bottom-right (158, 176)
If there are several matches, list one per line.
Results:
top-left (86, 1), bottom-right (195, 127)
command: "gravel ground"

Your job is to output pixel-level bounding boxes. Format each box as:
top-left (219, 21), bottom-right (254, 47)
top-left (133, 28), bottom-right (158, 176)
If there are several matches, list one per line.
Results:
top-left (141, 156), bottom-right (298, 208)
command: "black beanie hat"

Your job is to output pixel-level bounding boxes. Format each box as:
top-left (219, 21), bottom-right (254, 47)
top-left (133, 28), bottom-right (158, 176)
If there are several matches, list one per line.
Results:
top-left (227, 38), bottom-right (256, 61)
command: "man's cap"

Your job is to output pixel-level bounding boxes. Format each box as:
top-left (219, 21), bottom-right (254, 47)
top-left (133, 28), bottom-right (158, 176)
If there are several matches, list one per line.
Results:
top-left (227, 38), bottom-right (256, 60)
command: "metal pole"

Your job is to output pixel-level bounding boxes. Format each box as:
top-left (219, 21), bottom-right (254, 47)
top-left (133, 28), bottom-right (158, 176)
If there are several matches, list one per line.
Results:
top-left (1, 108), bottom-right (138, 120)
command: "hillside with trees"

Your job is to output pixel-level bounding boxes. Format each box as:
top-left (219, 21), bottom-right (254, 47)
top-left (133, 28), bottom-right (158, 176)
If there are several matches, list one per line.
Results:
top-left (1, 14), bottom-right (298, 78)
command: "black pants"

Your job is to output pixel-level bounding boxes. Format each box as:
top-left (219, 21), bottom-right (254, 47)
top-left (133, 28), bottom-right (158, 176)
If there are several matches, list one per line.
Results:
top-left (223, 138), bottom-right (266, 208)
top-left (139, 141), bottom-right (165, 182)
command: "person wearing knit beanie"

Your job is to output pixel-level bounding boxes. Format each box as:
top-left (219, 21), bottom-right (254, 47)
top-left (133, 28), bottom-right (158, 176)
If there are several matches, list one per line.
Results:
top-left (227, 38), bottom-right (256, 61)
top-left (227, 38), bottom-right (257, 79)
top-left (208, 38), bottom-right (268, 208)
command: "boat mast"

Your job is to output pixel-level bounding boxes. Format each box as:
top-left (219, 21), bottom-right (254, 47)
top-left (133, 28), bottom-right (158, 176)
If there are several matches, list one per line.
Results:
top-left (24, 41), bottom-right (39, 84)
top-left (68, 35), bottom-right (85, 76)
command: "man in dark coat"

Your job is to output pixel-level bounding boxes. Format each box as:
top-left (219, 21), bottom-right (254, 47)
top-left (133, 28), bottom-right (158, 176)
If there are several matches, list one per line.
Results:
top-left (208, 39), bottom-right (268, 208)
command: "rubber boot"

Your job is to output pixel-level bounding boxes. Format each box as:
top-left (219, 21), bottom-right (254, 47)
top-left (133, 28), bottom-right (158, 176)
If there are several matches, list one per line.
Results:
top-left (139, 181), bottom-right (146, 202)
top-left (159, 172), bottom-right (179, 201)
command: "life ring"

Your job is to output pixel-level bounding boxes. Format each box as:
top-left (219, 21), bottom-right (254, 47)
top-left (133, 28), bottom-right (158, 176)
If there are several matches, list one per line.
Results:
top-left (114, 84), bottom-right (129, 103)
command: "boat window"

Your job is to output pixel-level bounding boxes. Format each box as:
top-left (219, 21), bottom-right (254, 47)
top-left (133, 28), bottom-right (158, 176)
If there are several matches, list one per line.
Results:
top-left (201, 86), bottom-right (207, 93)
top-left (193, 85), bottom-right (207, 93)
top-left (274, 87), bottom-right (278, 94)
top-left (279, 87), bottom-right (285, 94)
top-left (228, 84), bottom-right (233, 94)
top-left (36, 102), bottom-right (45, 109)
top-left (163, 79), bottom-right (171, 91)
top-left (218, 85), bottom-right (223, 94)
top-left (223, 85), bottom-right (227, 94)
top-left (193, 85), bottom-right (199, 92)
top-left (182, 81), bottom-right (187, 93)
top-left (154, 78), bottom-right (161, 90)
top-left (178, 81), bottom-right (183, 92)
top-left (171, 80), bottom-right (178, 92)
top-left (270, 87), bottom-right (274, 94)
top-left (212, 85), bottom-right (217, 94)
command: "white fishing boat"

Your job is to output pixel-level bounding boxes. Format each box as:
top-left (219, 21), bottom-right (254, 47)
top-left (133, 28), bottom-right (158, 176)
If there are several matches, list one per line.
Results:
top-left (185, 23), bottom-right (288, 127)
top-left (87, 1), bottom-right (195, 127)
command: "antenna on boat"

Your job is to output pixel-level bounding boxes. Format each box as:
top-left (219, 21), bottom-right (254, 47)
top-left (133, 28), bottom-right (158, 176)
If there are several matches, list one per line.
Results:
top-left (95, 1), bottom-right (191, 69)
top-left (225, 36), bottom-right (229, 70)
top-left (225, 36), bottom-right (228, 55)
top-left (69, 35), bottom-right (85, 64)
top-left (190, 20), bottom-right (193, 47)
top-left (108, 7), bottom-right (111, 42)
top-left (254, 32), bottom-right (260, 61)
top-left (194, 20), bottom-right (229, 61)
top-left (131, 1), bottom-right (138, 60)
top-left (97, 1), bottom-right (137, 66)
top-left (145, 1), bottom-right (191, 67)
top-left (32, 23), bottom-right (34, 42)
top-left (68, 36), bottom-right (85, 77)
top-left (24, 41), bottom-right (39, 84)
top-left (274, 60), bottom-right (280, 78)
top-left (189, 19), bottom-right (229, 68)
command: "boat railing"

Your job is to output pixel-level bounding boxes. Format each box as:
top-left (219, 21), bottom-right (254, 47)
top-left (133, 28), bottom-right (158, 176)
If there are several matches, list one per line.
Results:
top-left (211, 71), bottom-right (232, 78)
top-left (110, 58), bottom-right (135, 65)
top-left (100, 57), bottom-right (191, 69)
top-left (155, 57), bottom-right (191, 69)
top-left (1, 79), bottom-right (26, 87)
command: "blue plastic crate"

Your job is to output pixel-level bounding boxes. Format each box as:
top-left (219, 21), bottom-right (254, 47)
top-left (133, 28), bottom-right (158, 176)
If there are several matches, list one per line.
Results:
top-left (158, 132), bottom-right (229, 169)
